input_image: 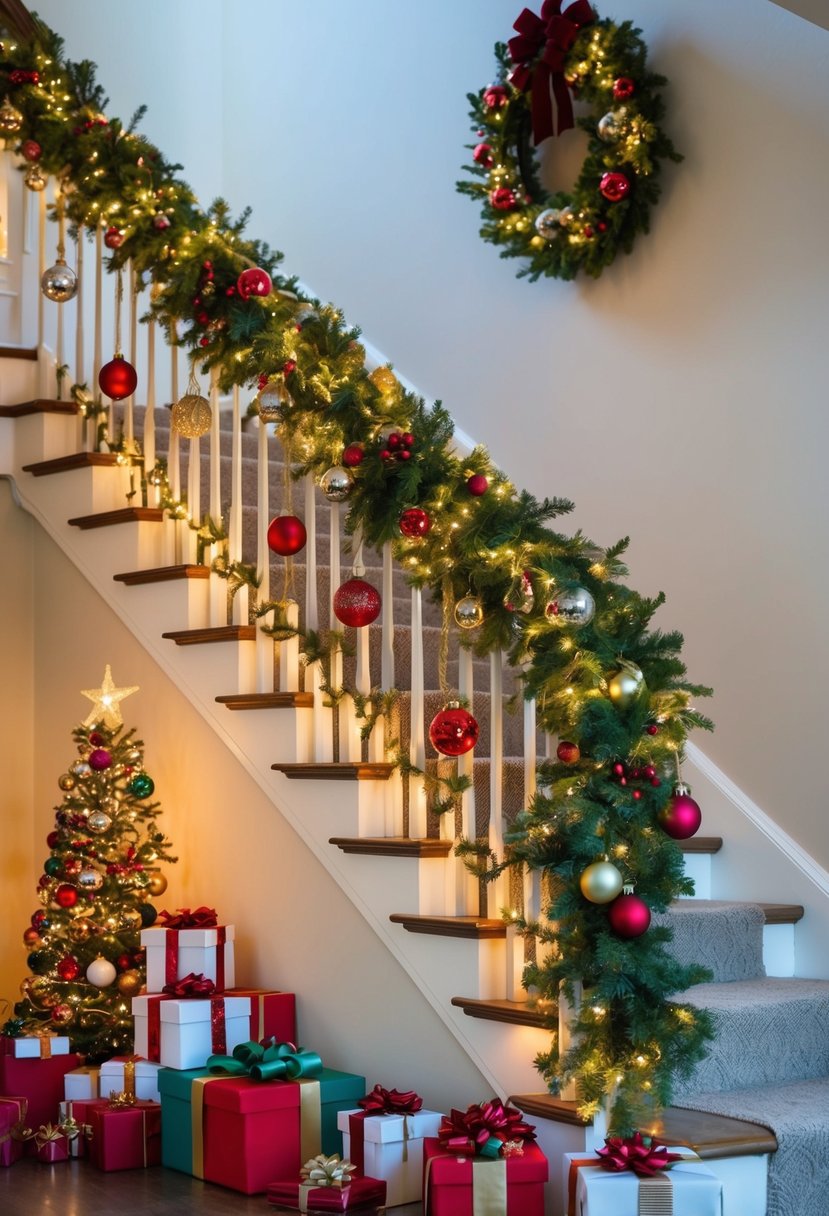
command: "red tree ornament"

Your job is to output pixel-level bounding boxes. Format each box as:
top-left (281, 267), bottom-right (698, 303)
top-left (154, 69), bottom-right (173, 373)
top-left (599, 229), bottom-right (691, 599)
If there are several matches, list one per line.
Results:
top-left (556, 741), bottom-right (580, 765)
top-left (658, 784), bottom-right (702, 840)
top-left (342, 444), bottom-right (364, 468)
top-left (429, 703), bottom-right (479, 757)
top-left (490, 187), bottom-right (518, 211)
top-left (104, 226), bottom-right (124, 249)
top-left (267, 514), bottom-right (307, 556)
top-left (55, 884), bottom-right (78, 909)
top-left (21, 139), bottom-right (41, 161)
top-left (473, 143), bottom-right (494, 167)
top-left (599, 172), bottom-right (631, 202)
top-left (237, 267), bottom-right (272, 300)
top-left (399, 507), bottom-right (431, 538)
top-left (56, 956), bottom-right (81, 981)
top-left (483, 85), bottom-right (509, 109)
top-left (608, 892), bottom-right (651, 938)
top-left (152, 212), bottom-right (171, 230)
top-left (467, 473), bottom-right (489, 496)
top-left (612, 77), bottom-right (636, 100)
top-left (333, 578), bottom-right (382, 628)
top-left (98, 355), bottom-right (138, 401)
top-left (88, 748), bottom-right (112, 771)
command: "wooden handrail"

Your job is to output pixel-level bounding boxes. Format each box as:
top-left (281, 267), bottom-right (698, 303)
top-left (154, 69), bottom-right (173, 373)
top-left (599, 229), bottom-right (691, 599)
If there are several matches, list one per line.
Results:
top-left (0, 0), bottom-right (42, 40)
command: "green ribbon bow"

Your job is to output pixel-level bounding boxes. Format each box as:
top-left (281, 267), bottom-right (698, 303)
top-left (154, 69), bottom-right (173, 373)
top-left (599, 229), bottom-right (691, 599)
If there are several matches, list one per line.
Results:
top-left (207, 1038), bottom-right (323, 1083)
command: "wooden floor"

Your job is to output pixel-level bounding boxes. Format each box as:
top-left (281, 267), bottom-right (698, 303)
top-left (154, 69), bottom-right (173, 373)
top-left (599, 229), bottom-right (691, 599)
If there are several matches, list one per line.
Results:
top-left (1, 1157), bottom-right (422, 1213)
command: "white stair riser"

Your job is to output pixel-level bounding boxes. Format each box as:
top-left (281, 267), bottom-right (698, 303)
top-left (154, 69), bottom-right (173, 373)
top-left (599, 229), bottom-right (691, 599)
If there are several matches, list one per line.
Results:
top-left (333, 853), bottom-right (449, 919)
top-left (0, 357), bottom-right (36, 406)
top-left (111, 576), bottom-right (210, 637)
top-left (14, 409), bottom-right (77, 465)
top-left (682, 851), bottom-right (712, 899)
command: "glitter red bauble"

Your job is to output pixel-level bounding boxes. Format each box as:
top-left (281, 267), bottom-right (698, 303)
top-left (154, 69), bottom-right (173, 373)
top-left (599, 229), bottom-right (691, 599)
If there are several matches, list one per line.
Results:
top-left (55, 884), bottom-right (78, 909)
top-left (267, 514), bottom-right (307, 556)
top-left (613, 76), bottom-right (636, 100)
top-left (473, 143), bottom-right (494, 167)
top-left (608, 893), bottom-right (651, 938)
top-left (23, 928), bottom-right (41, 947)
top-left (342, 444), bottom-right (364, 468)
top-left (556, 741), bottom-right (581, 765)
top-left (483, 85), bottom-right (509, 109)
top-left (104, 226), bottom-right (124, 249)
top-left (237, 267), bottom-right (272, 300)
top-left (56, 956), bottom-right (81, 981)
top-left (89, 732), bottom-right (105, 746)
top-left (333, 578), bottom-right (382, 628)
top-left (46, 831), bottom-right (59, 849)
top-left (658, 787), bottom-right (702, 840)
top-left (490, 187), bottom-right (517, 211)
top-left (599, 172), bottom-right (631, 203)
top-left (98, 355), bottom-right (138, 401)
top-left (21, 139), bottom-right (41, 161)
top-left (467, 474), bottom-right (489, 496)
top-left (399, 507), bottom-right (431, 538)
top-left (88, 748), bottom-right (112, 771)
top-left (429, 705), bottom-right (480, 757)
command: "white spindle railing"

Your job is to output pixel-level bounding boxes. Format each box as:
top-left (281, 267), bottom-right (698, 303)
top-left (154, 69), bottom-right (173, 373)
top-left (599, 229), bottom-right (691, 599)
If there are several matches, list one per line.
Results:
top-left (125, 261), bottom-right (136, 449)
top-left (229, 385), bottom-right (247, 625)
top-left (144, 316), bottom-right (156, 501)
top-left (457, 645), bottom-right (479, 915)
top-left (255, 416), bottom-right (271, 691)
top-left (487, 647), bottom-right (507, 919)
top-left (74, 225), bottom-right (86, 448)
top-left (93, 223), bottom-right (103, 419)
top-left (408, 587), bottom-right (427, 838)
top-left (208, 367), bottom-right (224, 627)
top-left (380, 541), bottom-right (395, 690)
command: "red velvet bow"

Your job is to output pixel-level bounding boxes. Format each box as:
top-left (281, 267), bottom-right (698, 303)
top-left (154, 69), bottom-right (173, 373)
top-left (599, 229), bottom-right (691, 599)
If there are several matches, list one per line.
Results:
top-left (162, 972), bottom-right (216, 998)
top-left (158, 906), bottom-right (219, 929)
top-left (597, 1133), bottom-right (683, 1177)
top-left (358, 1084), bottom-right (423, 1116)
top-left (508, 0), bottom-right (595, 144)
top-left (438, 1099), bottom-right (536, 1157)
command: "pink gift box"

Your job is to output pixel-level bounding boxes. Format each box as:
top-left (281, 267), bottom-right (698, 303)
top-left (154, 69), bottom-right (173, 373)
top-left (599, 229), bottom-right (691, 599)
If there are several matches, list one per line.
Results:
top-left (266, 1174), bottom-right (387, 1212)
top-left (0, 1097), bottom-right (27, 1167)
top-left (87, 1099), bottom-right (162, 1171)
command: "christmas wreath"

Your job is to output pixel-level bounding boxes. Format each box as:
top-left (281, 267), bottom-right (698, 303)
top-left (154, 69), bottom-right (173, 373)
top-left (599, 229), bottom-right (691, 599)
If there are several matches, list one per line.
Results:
top-left (457, 2), bottom-right (682, 281)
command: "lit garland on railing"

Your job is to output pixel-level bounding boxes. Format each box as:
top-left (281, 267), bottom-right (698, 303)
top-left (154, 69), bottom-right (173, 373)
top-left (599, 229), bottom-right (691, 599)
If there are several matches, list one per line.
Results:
top-left (0, 18), bottom-right (714, 1131)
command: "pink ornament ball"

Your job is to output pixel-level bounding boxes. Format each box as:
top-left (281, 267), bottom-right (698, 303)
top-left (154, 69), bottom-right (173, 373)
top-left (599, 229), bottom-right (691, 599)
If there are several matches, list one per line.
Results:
top-left (88, 748), bottom-right (112, 771)
top-left (658, 788), bottom-right (702, 840)
top-left (467, 474), bottom-right (489, 497)
top-left (608, 893), bottom-right (651, 938)
top-left (599, 171), bottom-right (631, 203)
top-left (237, 267), bottom-right (272, 300)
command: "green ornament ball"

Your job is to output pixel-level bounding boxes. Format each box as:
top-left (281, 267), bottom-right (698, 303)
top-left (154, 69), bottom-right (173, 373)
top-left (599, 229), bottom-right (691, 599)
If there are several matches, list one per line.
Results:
top-left (43, 857), bottom-right (62, 877)
top-left (26, 949), bottom-right (54, 975)
top-left (128, 773), bottom-right (155, 799)
top-left (138, 903), bottom-right (158, 927)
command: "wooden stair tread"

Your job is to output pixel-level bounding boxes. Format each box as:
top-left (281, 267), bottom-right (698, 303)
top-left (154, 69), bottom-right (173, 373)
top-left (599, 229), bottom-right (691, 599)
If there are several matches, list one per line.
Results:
top-left (681, 836), bottom-right (722, 854)
top-left (330, 837), bottom-right (453, 858)
top-left (217, 692), bottom-right (314, 709)
top-left (0, 345), bottom-right (38, 361)
top-left (272, 763), bottom-right (394, 781)
top-left (162, 626), bottom-right (256, 645)
top-left (0, 398), bottom-right (76, 416)
top-left (389, 914), bottom-right (506, 939)
top-left (759, 903), bottom-right (804, 924)
top-left (68, 507), bottom-right (164, 529)
top-left (451, 996), bottom-right (553, 1028)
top-left (22, 452), bottom-right (120, 475)
top-left (114, 565), bottom-right (210, 585)
top-left (508, 1093), bottom-right (777, 1158)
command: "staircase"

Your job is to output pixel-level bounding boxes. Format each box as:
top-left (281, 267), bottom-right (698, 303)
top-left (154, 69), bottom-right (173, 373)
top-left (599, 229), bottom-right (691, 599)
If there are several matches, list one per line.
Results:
top-left (3, 379), bottom-right (829, 1216)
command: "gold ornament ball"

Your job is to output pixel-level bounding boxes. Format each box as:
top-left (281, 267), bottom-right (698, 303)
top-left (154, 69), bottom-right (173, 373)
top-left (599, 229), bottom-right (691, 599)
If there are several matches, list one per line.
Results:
top-left (120, 907), bottom-right (142, 930)
top-left (0, 97), bottom-right (23, 134)
top-left (58, 773), bottom-right (76, 791)
top-left (369, 366), bottom-right (398, 397)
top-left (41, 258), bottom-right (79, 303)
top-left (24, 165), bottom-right (47, 192)
top-left (51, 1003), bottom-right (75, 1027)
top-left (102, 914), bottom-right (121, 933)
top-left (608, 664), bottom-right (645, 708)
top-left (147, 872), bottom-right (168, 897)
top-left (580, 859), bottom-right (624, 904)
top-left (454, 595), bottom-right (484, 630)
top-left (171, 392), bottom-right (212, 439)
top-left (258, 382), bottom-right (289, 422)
top-left (67, 918), bottom-right (96, 943)
top-left (117, 969), bottom-right (143, 997)
top-left (319, 465), bottom-right (353, 502)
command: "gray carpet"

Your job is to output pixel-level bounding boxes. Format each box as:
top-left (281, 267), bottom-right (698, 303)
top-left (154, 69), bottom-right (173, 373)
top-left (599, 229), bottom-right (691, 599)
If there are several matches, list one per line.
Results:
top-left (658, 900), bottom-right (766, 983)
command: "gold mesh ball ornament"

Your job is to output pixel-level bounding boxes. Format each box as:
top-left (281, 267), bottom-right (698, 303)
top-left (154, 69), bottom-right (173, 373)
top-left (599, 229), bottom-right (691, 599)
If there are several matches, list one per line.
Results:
top-left (369, 365), bottom-right (398, 397)
top-left (0, 96), bottom-right (23, 134)
top-left (117, 969), bottom-right (143, 997)
top-left (172, 369), bottom-right (211, 438)
top-left (24, 164), bottom-right (47, 192)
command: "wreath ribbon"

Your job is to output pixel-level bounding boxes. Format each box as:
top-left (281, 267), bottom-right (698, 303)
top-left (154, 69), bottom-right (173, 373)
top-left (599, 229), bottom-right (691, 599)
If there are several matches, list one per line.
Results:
top-left (508, 0), bottom-right (595, 143)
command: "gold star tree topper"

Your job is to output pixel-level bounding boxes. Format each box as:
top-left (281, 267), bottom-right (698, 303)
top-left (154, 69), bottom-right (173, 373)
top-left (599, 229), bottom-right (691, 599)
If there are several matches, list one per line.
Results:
top-left (80, 665), bottom-right (139, 730)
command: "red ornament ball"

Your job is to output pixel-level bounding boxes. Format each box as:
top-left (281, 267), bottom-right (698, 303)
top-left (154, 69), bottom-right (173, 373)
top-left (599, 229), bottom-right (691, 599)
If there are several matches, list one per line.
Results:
top-left (342, 444), bottom-right (364, 468)
top-left (556, 741), bottom-right (581, 765)
top-left (473, 143), bottom-right (494, 168)
top-left (46, 831), bottom-right (59, 849)
top-left (467, 474), bottom-right (489, 496)
top-left (31, 910), bottom-right (50, 930)
top-left (55, 884), bottom-right (78, 909)
top-left (658, 786), bottom-right (702, 840)
top-left (56, 956), bottom-right (81, 982)
top-left (98, 355), bottom-right (138, 401)
top-left (116, 952), bottom-right (132, 972)
top-left (88, 748), bottom-right (112, 771)
top-left (608, 893), bottom-right (651, 938)
top-left (22, 927), bottom-right (41, 947)
top-left (599, 172), bottom-right (631, 203)
top-left (89, 732), bottom-right (105, 746)
top-left (399, 507), bottom-right (431, 538)
top-left (613, 76), bottom-right (636, 100)
top-left (490, 187), bottom-right (517, 211)
top-left (333, 578), bottom-right (382, 628)
top-left (483, 85), bottom-right (509, 109)
top-left (646, 724), bottom-right (660, 736)
top-left (102, 225), bottom-right (123, 250)
top-left (21, 139), bottom-right (41, 161)
top-left (237, 267), bottom-right (273, 300)
top-left (152, 212), bottom-right (171, 230)
top-left (282, 359), bottom-right (297, 375)
top-left (267, 514), bottom-right (307, 556)
top-left (429, 705), bottom-right (480, 757)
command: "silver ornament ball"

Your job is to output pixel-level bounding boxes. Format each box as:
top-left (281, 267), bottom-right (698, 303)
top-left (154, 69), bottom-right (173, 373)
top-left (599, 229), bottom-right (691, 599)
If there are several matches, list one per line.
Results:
top-left (597, 110), bottom-right (625, 142)
top-left (87, 811), bottom-right (113, 834)
top-left (258, 383), bottom-right (289, 422)
top-left (534, 209), bottom-right (562, 240)
top-left (546, 586), bottom-right (595, 626)
top-left (454, 595), bottom-right (484, 630)
top-left (77, 867), bottom-right (104, 892)
top-left (320, 465), bottom-right (353, 502)
top-left (608, 663), bottom-right (645, 708)
top-left (41, 259), bottom-right (78, 303)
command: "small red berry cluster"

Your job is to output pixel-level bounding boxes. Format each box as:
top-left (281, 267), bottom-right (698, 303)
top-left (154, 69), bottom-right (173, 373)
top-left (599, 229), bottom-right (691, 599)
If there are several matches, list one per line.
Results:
top-left (379, 431), bottom-right (415, 462)
top-left (610, 759), bottom-right (661, 800)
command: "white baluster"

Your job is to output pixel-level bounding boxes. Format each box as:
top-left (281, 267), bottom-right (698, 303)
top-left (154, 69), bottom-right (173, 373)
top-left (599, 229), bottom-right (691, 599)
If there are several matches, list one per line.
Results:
top-left (304, 472), bottom-right (318, 631)
top-left (144, 316), bottom-right (156, 502)
top-left (522, 692), bottom-right (541, 994)
top-left (186, 435), bottom-right (200, 565)
top-left (166, 331), bottom-right (182, 565)
top-left (125, 261), bottom-right (136, 449)
top-left (255, 416), bottom-right (272, 692)
top-left (207, 367), bottom-right (225, 626)
top-left (229, 385), bottom-right (248, 625)
top-left (487, 647), bottom-right (507, 919)
top-left (558, 980), bottom-right (583, 1102)
top-left (278, 600), bottom-right (300, 693)
top-left (409, 586), bottom-right (427, 838)
top-left (380, 541), bottom-right (395, 690)
top-left (74, 226), bottom-right (85, 447)
top-left (93, 222), bottom-right (102, 393)
top-left (36, 189), bottom-right (47, 397)
top-left (457, 646), bottom-right (478, 915)
top-left (328, 501), bottom-right (346, 760)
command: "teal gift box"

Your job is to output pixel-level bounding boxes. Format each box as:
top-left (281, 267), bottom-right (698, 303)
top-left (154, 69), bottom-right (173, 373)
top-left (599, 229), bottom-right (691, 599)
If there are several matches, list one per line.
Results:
top-left (158, 1064), bottom-right (365, 1194)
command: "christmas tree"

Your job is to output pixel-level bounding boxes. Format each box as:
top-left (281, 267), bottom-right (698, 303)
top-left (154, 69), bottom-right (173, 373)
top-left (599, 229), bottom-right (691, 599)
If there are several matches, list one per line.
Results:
top-left (4, 667), bottom-right (176, 1062)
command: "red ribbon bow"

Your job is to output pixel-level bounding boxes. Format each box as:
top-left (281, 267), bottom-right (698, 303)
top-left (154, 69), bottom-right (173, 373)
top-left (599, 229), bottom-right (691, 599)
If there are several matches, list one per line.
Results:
top-left (358, 1084), bottom-right (423, 1116)
top-left (508, 0), bottom-right (595, 144)
top-left (162, 972), bottom-right (216, 998)
top-left (9, 69), bottom-right (39, 85)
top-left (438, 1099), bottom-right (536, 1157)
top-left (158, 906), bottom-right (219, 929)
top-left (596, 1133), bottom-right (683, 1177)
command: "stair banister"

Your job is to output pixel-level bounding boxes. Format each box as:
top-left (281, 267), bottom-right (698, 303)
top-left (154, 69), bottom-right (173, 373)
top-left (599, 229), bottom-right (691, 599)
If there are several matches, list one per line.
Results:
top-left (255, 402), bottom-right (271, 690)
top-left (229, 383), bottom-right (248, 627)
top-left (409, 584), bottom-right (427, 838)
top-left (92, 220), bottom-right (102, 406)
top-left (457, 644), bottom-right (478, 915)
top-left (74, 224), bottom-right (86, 449)
top-left (165, 326), bottom-right (181, 565)
top-left (380, 540), bottom-right (394, 691)
top-left (144, 312), bottom-right (156, 502)
top-left (125, 260), bottom-right (136, 448)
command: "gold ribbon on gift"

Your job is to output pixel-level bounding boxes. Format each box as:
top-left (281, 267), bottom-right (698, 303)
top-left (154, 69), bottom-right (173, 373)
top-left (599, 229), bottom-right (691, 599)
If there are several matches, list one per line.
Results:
top-left (423, 1152), bottom-right (508, 1216)
top-left (298, 1155), bottom-right (356, 1215)
top-left (297, 1078), bottom-right (322, 1164)
top-left (0, 1095), bottom-right (30, 1147)
top-left (124, 1058), bottom-right (136, 1099)
top-left (35, 1029), bottom-right (56, 1059)
top-left (190, 1075), bottom-right (226, 1180)
top-left (107, 1091), bottom-right (137, 1109)
top-left (638, 1173), bottom-right (673, 1215)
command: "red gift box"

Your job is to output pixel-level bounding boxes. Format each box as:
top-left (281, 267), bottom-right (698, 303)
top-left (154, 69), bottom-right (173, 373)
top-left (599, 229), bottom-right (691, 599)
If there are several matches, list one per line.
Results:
top-left (87, 1099), bottom-right (161, 1171)
top-left (0, 1097), bottom-right (28, 1167)
top-left (35, 1134), bottom-right (70, 1164)
top-left (0, 1042), bottom-right (80, 1130)
top-left (225, 988), bottom-right (297, 1044)
top-left (59, 1097), bottom-right (98, 1159)
top-left (423, 1138), bottom-right (548, 1216)
top-left (201, 1075), bottom-right (301, 1194)
top-left (266, 1174), bottom-right (387, 1212)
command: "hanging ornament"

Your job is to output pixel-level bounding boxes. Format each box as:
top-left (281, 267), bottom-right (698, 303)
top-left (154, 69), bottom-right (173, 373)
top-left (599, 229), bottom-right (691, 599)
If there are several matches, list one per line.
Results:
top-left (597, 111), bottom-right (625, 143)
top-left (599, 172), bottom-right (631, 203)
top-left (57, 773), bottom-right (76, 792)
top-left (556, 741), bottom-right (581, 765)
top-left (104, 225), bottom-right (124, 249)
top-left (86, 956), bottom-right (117, 989)
top-left (294, 304), bottom-right (319, 327)
top-left (44, 857), bottom-right (62, 877)
top-left (377, 427), bottom-right (415, 462)
top-left (23, 927), bottom-right (41, 947)
top-left (147, 872), bottom-right (168, 897)
top-left (466, 473), bottom-right (488, 496)
top-left (0, 96), bottom-right (23, 134)
top-left (41, 257), bottom-right (78, 303)
top-left (54, 884), bottom-right (78, 909)
top-left (658, 783), bottom-right (702, 840)
top-left (88, 748), bottom-right (112, 771)
top-left (320, 465), bottom-right (353, 502)
top-left (99, 355), bottom-right (138, 401)
top-left (66, 918), bottom-right (96, 943)
top-left (258, 380), bottom-right (289, 422)
top-left (613, 77), bottom-right (636, 100)
top-left (545, 586), bottom-right (595, 627)
top-left (139, 903), bottom-right (158, 927)
top-left (128, 773), bottom-right (155, 799)
top-left (454, 594), bottom-right (484, 630)
top-left (333, 578), bottom-right (382, 628)
top-left (428, 702), bottom-right (479, 757)
top-left (171, 368), bottom-right (211, 438)
top-left (87, 810), bottom-right (112, 834)
top-left (237, 267), bottom-right (272, 299)
top-left (56, 956), bottom-right (81, 982)
top-left (341, 444), bottom-right (364, 468)
top-left (504, 570), bottom-right (534, 614)
top-left (117, 969), bottom-right (143, 997)
top-left (534, 209), bottom-right (562, 241)
top-left (120, 908), bottom-right (143, 930)
top-left (77, 868), bottom-right (104, 892)
top-left (31, 910), bottom-right (50, 931)
top-left (20, 138), bottom-right (41, 161)
top-left (579, 859), bottom-right (624, 904)
top-left (369, 365), bottom-right (398, 396)
top-left (608, 888), bottom-right (651, 938)
top-left (51, 1003), bottom-right (75, 1027)
top-left (24, 164), bottom-right (46, 192)
top-left (267, 514), bottom-right (307, 556)
top-left (399, 507), bottom-right (431, 538)
top-left (152, 212), bottom-right (171, 231)
top-left (608, 663), bottom-right (645, 708)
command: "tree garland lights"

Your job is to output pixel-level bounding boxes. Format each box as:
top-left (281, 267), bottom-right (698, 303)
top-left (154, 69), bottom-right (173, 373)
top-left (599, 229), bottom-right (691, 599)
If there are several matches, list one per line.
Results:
top-left (457, 4), bottom-right (682, 281)
top-left (1, 18), bottom-right (711, 1130)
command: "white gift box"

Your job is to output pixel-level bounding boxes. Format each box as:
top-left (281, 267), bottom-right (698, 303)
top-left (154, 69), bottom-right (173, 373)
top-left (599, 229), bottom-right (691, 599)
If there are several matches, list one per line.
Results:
top-left (132, 994), bottom-right (250, 1071)
top-left (337, 1107), bottom-right (444, 1207)
top-left (141, 923), bottom-right (235, 993)
top-left (64, 1065), bottom-right (101, 1100)
top-left (564, 1150), bottom-right (723, 1216)
top-left (59, 1099), bottom-right (94, 1158)
top-left (99, 1056), bottom-right (164, 1103)
top-left (8, 1035), bottom-right (71, 1058)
